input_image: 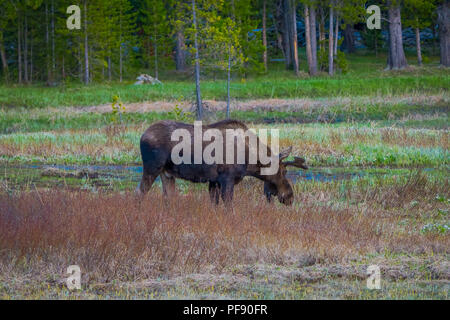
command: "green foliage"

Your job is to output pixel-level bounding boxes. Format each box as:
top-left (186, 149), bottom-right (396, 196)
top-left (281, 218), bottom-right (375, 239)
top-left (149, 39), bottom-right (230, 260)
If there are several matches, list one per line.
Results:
top-left (195, 5), bottom-right (246, 75)
top-left (421, 223), bottom-right (449, 235)
top-left (111, 94), bottom-right (126, 123)
top-left (402, 0), bottom-right (436, 29)
top-left (435, 194), bottom-right (449, 204)
top-left (338, 0), bottom-right (367, 24)
top-left (360, 29), bottom-right (383, 53)
top-left (0, 0), bottom-right (443, 84)
top-left (318, 40), bottom-right (328, 71)
top-left (335, 51), bottom-right (349, 74)
top-left (167, 101), bottom-right (194, 122)
top-left (227, 0), bottom-right (264, 75)
top-left (318, 39), bottom-right (348, 74)
top-left (139, 0), bottom-right (170, 76)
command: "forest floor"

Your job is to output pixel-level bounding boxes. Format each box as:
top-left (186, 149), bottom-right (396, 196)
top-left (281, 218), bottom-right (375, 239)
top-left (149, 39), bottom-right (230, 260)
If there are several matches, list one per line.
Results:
top-left (0, 57), bottom-right (448, 299)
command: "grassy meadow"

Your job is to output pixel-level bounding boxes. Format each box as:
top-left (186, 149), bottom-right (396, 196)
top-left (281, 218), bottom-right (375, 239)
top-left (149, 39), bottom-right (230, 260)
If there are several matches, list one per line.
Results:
top-left (0, 56), bottom-right (449, 299)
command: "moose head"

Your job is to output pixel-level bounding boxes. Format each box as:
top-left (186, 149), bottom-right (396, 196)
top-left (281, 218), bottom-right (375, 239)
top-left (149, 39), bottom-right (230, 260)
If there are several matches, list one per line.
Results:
top-left (263, 146), bottom-right (308, 205)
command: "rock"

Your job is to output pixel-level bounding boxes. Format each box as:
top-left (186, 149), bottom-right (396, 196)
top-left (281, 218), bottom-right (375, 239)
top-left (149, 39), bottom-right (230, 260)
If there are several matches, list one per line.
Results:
top-left (134, 74), bottom-right (162, 85)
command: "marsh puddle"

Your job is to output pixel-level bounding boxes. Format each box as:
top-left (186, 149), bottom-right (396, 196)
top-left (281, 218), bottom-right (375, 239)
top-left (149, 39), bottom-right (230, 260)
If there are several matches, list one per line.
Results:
top-left (0, 164), bottom-right (411, 191)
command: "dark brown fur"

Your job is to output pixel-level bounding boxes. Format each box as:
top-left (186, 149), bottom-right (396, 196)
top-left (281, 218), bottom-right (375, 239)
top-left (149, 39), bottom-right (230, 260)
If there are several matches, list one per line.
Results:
top-left (136, 120), bottom-right (308, 205)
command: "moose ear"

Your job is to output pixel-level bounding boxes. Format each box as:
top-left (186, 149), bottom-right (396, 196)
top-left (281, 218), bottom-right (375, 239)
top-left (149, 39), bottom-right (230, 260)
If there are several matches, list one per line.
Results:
top-left (278, 146), bottom-right (292, 161)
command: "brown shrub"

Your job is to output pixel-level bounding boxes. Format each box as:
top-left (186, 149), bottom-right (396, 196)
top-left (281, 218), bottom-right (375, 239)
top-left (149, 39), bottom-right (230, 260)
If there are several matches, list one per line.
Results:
top-left (0, 178), bottom-right (447, 284)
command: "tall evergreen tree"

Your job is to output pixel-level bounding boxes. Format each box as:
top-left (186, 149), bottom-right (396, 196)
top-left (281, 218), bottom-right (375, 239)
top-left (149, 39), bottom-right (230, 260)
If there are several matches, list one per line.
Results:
top-left (141, 0), bottom-right (169, 79)
top-left (403, 0), bottom-right (435, 66)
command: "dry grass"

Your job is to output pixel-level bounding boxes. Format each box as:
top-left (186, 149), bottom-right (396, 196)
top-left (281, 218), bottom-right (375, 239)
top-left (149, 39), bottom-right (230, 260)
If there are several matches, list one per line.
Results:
top-left (0, 172), bottom-right (448, 293)
top-left (0, 124), bottom-right (447, 167)
top-left (9, 93), bottom-right (446, 114)
top-left (379, 127), bottom-right (448, 148)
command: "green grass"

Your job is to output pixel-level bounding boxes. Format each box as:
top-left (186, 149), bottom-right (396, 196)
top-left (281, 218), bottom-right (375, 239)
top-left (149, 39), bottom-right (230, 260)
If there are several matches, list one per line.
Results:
top-left (0, 123), bottom-right (447, 168)
top-left (1, 75), bottom-right (448, 108)
top-left (0, 61), bottom-right (448, 108)
top-left (1, 100), bottom-right (448, 134)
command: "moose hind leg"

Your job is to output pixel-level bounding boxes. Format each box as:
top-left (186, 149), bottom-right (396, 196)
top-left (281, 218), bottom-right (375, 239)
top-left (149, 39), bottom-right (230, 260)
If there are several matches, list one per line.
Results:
top-left (136, 144), bottom-right (168, 197)
top-left (161, 172), bottom-right (176, 197)
top-left (135, 172), bottom-right (158, 197)
top-left (135, 163), bottom-right (164, 197)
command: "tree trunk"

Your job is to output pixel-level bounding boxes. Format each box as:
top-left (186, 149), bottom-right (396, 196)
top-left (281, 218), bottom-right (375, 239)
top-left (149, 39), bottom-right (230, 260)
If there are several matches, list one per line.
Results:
top-left (290, 0), bottom-right (299, 75)
top-left (227, 45), bottom-right (231, 119)
top-left (262, 0), bottom-right (268, 72)
top-left (319, 6), bottom-right (325, 50)
top-left (175, 30), bottom-right (186, 71)
top-left (304, 5), bottom-right (313, 75)
top-left (433, 23), bottom-right (438, 55)
top-left (154, 24), bottom-right (158, 79)
top-left (310, 6), bottom-right (318, 75)
top-left (334, 15), bottom-right (339, 56)
top-left (62, 55), bottom-right (65, 80)
top-left (119, 45), bottom-right (123, 82)
top-left (387, 2), bottom-right (408, 70)
top-left (343, 23), bottom-right (355, 53)
top-left (0, 32), bottom-right (9, 83)
top-left (272, 9), bottom-right (283, 53)
top-left (119, 8), bottom-right (123, 82)
top-left (437, 2), bottom-right (450, 67)
top-left (375, 31), bottom-right (378, 57)
top-left (30, 33), bottom-right (33, 83)
top-left (78, 43), bottom-right (83, 82)
top-left (45, 1), bottom-right (51, 83)
top-left (192, 0), bottom-right (203, 120)
top-left (84, 0), bottom-right (89, 84)
top-left (328, 5), bottom-right (334, 75)
top-left (108, 56), bottom-right (112, 81)
top-left (282, 0), bottom-right (292, 69)
top-left (415, 27), bottom-right (422, 66)
top-left (18, 14), bottom-right (22, 84)
top-left (51, 0), bottom-right (55, 77)
top-left (154, 41), bottom-right (158, 79)
top-left (24, 14), bottom-right (28, 83)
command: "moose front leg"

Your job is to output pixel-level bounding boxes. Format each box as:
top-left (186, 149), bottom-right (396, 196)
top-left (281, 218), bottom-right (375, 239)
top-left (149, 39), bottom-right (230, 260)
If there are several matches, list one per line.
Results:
top-left (209, 182), bottom-right (220, 205)
top-left (219, 178), bottom-right (235, 206)
top-left (264, 181), bottom-right (277, 203)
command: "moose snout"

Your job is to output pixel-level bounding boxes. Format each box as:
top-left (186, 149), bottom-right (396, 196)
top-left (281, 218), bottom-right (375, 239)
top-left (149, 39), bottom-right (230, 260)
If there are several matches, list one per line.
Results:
top-left (278, 192), bottom-right (294, 206)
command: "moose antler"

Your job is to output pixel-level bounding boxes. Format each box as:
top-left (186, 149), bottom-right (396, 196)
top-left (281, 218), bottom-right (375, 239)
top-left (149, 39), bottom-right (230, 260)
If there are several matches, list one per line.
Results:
top-left (283, 156), bottom-right (308, 170)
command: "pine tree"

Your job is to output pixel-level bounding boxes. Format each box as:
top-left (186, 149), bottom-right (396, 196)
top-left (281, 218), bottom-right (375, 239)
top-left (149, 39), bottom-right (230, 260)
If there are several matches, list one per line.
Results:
top-left (113, 0), bottom-right (137, 82)
top-left (339, 0), bottom-right (366, 54)
top-left (169, 0), bottom-right (191, 72)
top-left (0, 1), bottom-right (15, 83)
top-left (141, 0), bottom-right (169, 79)
top-left (403, 0), bottom-right (436, 66)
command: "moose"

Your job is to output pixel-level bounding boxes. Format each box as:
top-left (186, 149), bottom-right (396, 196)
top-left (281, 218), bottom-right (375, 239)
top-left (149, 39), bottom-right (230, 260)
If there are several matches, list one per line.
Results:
top-left (135, 119), bottom-right (308, 205)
